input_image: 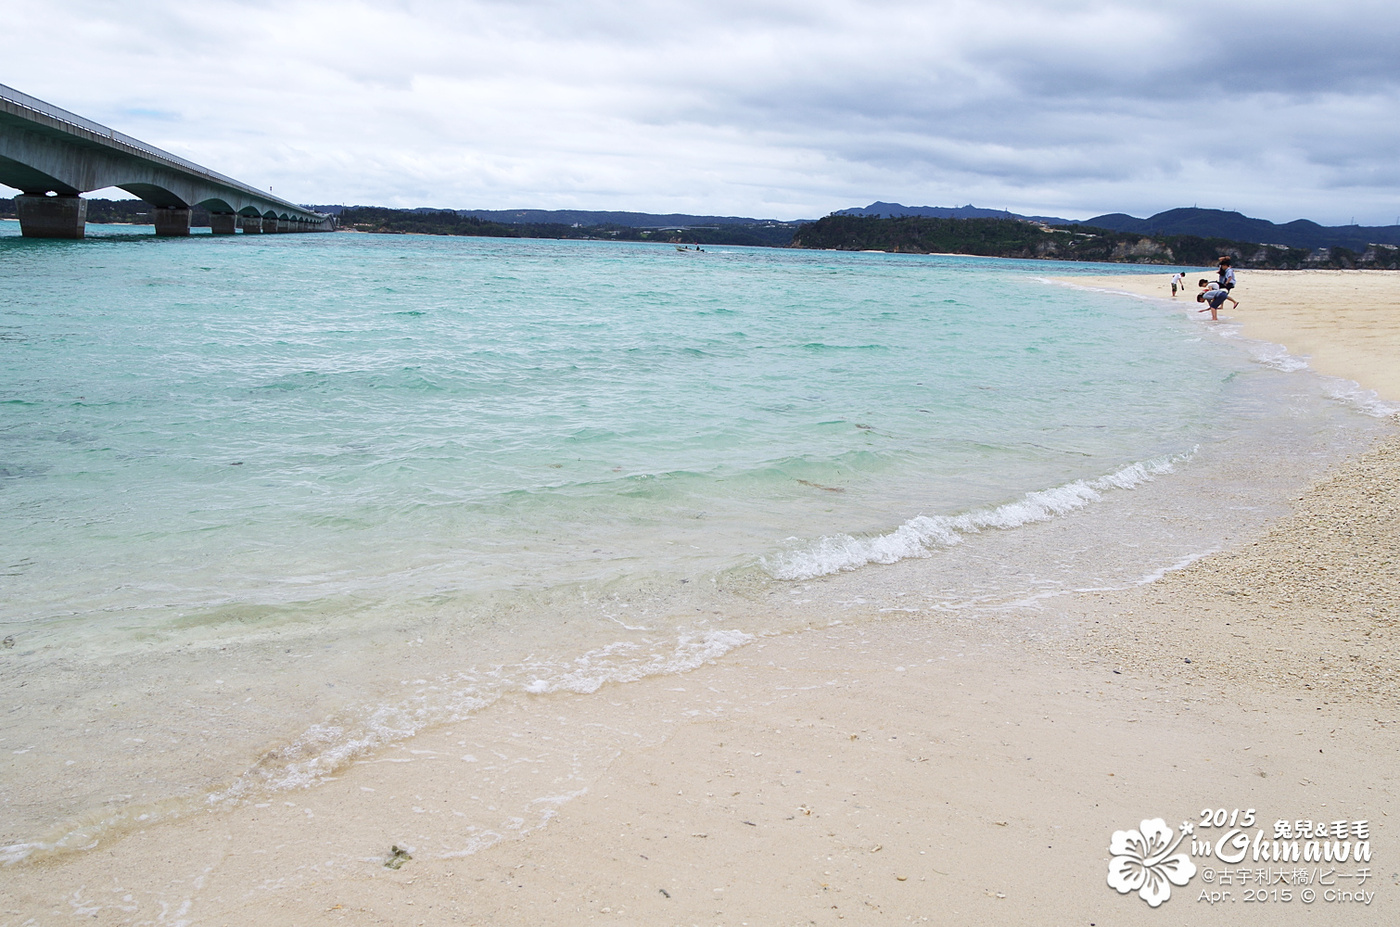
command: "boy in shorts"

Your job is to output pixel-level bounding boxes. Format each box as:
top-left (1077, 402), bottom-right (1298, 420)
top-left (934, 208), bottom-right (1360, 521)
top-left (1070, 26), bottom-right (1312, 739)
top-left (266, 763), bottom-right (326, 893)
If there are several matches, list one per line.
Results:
top-left (1196, 286), bottom-right (1237, 320)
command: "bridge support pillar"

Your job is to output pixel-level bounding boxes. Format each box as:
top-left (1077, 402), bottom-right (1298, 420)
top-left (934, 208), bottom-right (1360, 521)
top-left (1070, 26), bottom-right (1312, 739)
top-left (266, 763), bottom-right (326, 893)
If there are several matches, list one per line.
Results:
top-left (16, 194), bottom-right (87, 239)
top-left (153, 207), bottom-right (191, 236)
top-left (262, 217), bottom-right (278, 233)
top-left (209, 213), bottom-right (237, 235)
top-left (276, 218), bottom-right (291, 233)
top-left (239, 217), bottom-right (263, 234)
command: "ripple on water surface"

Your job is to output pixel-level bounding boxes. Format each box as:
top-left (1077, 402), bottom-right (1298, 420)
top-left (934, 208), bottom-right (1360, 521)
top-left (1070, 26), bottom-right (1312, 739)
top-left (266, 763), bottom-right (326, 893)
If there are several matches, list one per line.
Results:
top-left (0, 230), bottom-right (1386, 861)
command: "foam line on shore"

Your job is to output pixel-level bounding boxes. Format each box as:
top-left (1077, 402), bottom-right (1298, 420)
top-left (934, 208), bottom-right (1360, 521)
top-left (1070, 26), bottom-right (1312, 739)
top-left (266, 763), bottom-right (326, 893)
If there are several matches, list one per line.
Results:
top-left (763, 452), bottom-right (1192, 580)
top-left (1215, 327), bottom-right (1400, 418)
top-left (2, 627), bottom-right (756, 867)
top-left (1048, 273), bottom-right (1400, 419)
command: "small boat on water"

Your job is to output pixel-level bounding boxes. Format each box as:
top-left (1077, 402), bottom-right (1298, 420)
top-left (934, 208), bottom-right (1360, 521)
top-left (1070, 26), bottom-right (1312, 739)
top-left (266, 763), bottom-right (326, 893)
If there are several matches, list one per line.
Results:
top-left (675, 244), bottom-right (705, 252)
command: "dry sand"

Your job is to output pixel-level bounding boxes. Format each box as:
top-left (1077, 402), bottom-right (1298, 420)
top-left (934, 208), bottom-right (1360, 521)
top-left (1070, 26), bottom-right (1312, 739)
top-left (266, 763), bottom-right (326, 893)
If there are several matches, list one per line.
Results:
top-left (4, 270), bottom-right (1399, 926)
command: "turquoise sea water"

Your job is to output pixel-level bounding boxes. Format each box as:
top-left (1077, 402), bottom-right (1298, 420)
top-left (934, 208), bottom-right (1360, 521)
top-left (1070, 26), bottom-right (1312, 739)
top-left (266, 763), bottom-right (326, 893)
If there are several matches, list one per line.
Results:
top-left (0, 219), bottom-right (1389, 860)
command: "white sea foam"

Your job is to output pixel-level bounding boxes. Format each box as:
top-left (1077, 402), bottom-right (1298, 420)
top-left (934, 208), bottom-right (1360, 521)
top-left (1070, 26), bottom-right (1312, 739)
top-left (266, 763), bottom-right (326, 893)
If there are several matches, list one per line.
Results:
top-left (0, 624), bottom-right (755, 866)
top-left (522, 629), bottom-right (754, 695)
top-left (1221, 329), bottom-right (1400, 417)
top-left (1318, 376), bottom-right (1400, 419)
top-left (1041, 276), bottom-right (1165, 301)
top-left (206, 628), bottom-right (754, 807)
top-left (438, 789), bottom-right (590, 860)
top-left (1234, 334), bottom-right (1311, 373)
top-left (0, 842), bottom-right (41, 867)
top-left (1134, 550), bottom-right (1217, 586)
top-left (763, 453), bottom-right (1191, 581)
top-left (1052, 276), bottom-right (1396, 420)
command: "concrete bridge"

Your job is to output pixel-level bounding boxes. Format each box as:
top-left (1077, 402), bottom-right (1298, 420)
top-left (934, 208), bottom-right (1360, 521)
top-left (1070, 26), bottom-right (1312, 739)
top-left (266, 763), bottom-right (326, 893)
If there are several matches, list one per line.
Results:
top-left (0, 82), bottom-right (333, 238)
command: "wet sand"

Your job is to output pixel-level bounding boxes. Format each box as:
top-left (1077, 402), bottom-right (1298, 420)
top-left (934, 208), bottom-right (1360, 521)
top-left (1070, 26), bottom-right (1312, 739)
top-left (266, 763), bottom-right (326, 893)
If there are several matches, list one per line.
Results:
top-left (1066, 268), bottom-right (1400, 402)
top-left (4, 270), bottom-right (1398, 925)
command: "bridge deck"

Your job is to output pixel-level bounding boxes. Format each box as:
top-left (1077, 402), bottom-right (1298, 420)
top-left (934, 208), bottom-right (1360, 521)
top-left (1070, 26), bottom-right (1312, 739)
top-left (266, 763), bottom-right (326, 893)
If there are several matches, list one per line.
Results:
top-left (1, 82), bottom-right (331, 237)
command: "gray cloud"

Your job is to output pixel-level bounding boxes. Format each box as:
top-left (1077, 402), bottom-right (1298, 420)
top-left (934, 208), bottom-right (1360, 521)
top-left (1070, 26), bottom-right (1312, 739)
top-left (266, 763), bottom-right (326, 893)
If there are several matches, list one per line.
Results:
top-left (4, 0), bottom-right (1399, 223)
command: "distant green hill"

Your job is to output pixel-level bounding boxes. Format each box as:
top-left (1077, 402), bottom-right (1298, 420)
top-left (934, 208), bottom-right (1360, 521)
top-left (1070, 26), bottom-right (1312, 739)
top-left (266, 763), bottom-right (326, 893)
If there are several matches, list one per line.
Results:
top-left (8, 196), bottom-right (1397, 261)
top-left (789, 215), bottom-right (1399, 269)
top-left (1080, 207), bottom-right (1400, 251)
top-left (335, 206), bottom-right (798, 247)
top-left (835, 201), bottom-right (1074, 225)
top-left (831, 202), bottom-right (1400, 251)
top-left (453, 207), bottom-right (791, 228)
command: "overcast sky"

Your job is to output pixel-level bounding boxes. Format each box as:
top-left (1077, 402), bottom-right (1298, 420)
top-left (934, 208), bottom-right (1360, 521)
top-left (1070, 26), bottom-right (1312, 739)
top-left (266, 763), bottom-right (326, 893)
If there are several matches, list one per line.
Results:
top-left (5, 0), bottom-right (1400, 224)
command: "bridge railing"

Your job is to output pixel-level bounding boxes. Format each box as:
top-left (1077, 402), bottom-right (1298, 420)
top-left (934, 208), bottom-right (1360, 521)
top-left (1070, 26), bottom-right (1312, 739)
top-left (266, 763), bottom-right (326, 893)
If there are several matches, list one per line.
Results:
top-left (0, 82), bottom-right (323, 219)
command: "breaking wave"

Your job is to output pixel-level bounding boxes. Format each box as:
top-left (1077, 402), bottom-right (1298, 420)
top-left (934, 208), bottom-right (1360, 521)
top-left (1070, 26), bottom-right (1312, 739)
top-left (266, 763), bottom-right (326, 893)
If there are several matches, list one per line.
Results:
top-left (763, 452), bottom-right (1193, 580)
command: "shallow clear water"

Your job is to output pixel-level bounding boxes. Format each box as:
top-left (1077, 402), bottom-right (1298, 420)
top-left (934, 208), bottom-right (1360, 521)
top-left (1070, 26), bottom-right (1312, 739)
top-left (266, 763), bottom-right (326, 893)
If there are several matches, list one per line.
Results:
top-left (0, 219), bottom-right (1389, 860)
top-left (0, 226), bottom-right (1243, 630)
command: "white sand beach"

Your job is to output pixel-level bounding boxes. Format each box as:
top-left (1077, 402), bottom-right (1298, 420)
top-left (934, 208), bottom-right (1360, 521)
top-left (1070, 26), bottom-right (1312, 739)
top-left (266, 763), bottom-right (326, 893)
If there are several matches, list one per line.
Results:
top-left (1070, 268), bottom-right (1400, 402)
top-left (4, 270), bottom-right (1397, 926)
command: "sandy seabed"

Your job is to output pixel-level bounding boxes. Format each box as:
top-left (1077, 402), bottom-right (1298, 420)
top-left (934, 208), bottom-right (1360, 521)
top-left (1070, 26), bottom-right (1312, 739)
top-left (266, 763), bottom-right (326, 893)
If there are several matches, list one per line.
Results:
top-left (3, 269), bottom-right (1398, 926)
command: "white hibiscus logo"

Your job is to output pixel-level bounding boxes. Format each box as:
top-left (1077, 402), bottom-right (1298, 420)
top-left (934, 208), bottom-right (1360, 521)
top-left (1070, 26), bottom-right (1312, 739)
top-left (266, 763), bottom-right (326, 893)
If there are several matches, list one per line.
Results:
top-left (1107, 818), bottom-right (1197, 907)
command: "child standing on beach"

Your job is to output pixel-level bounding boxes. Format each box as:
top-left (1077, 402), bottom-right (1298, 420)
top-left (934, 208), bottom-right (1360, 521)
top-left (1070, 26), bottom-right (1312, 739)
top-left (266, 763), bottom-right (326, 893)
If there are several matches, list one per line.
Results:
top-left (1217, 257), bottom-right (1237, 291)
top-left (1170, 272), bottom-right (1184, 296)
